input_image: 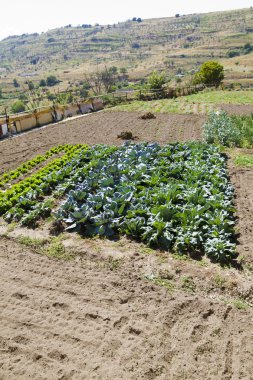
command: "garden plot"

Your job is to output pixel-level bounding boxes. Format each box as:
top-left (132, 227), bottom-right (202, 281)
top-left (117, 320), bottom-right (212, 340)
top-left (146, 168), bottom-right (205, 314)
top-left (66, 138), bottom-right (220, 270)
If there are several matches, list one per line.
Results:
top-left (0, 142), bottom-right (236, 263)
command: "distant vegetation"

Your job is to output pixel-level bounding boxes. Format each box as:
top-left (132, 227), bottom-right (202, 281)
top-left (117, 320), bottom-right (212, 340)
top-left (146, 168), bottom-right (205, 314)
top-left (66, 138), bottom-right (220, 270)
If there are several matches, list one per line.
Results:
top-left (193, 61), bottom-right (224, 87)
top-left (0, 7), bottom-right (253, 114)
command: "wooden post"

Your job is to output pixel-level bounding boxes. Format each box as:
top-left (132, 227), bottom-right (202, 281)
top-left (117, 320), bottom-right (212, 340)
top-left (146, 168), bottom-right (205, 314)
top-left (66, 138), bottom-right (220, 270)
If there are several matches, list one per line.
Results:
top-left (4, 108), bottom-right (10, 136)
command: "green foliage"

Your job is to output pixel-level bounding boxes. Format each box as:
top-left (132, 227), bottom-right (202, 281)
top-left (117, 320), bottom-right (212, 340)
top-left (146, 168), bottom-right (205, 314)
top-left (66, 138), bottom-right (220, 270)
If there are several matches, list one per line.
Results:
top-left (204, 112), bottom-right (253, 148)
top-left (243, 43), bottom-right (253, 54)
top-left (0, 143), bottom-right (237, 263)
top-left (227, 50), bottom-right (240, 58)
top-left (148, 71), bottom-right (166, 90)
top-left (39, 79), bottom-right (46, 87)
top-left (234, 154), bottom-right (253, 167)
top-left (11, 100), bottom-right (26, 114)
top-left (55, 143), bottom-right (236, 263)
top-left (13, 78), bottom-right (20, 88)
top-left (46, 75), bottom-right (59, 87)
top-left (203, 111), bottom-right (241, 147)
top-left (193, 61), bottom-right (224, 87)
top-left (231, 114), bottom-right (253, 148)
top-left (28, 81), bottom-right (35, 90)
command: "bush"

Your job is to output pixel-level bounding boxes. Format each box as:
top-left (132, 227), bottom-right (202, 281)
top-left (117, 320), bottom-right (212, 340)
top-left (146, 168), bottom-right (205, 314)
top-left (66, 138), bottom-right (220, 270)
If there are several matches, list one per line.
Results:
top-left (11, 100), bottom-right (26, 114)
top-left (46, 75), bottom-right (59, 87)
top-left (39, 79), bottom-right (46, 87)
top-left (227, 50), bottom-right (240, 58)
top-left (13, 79), bottom-right (20, 88)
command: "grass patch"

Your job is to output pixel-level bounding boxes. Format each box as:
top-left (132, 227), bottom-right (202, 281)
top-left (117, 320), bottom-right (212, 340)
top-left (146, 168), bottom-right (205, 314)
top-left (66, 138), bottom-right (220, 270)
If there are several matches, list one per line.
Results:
top-left (18, 236), bottom-right (48, 250)
top-left (107, 257), bottom-right (123, 271)
top-left (213, 274), bottom-right (226, 288)
top-left (108, 99), bottom-right (184, 113)
top-left (46, 238), bottom-right (72, 260)
top-left (172, 253), bottom-right (189, 261)
top-left (109, 90), bottom-right (253, 115)
top-left (147, 275), bottom-right (174, 292)
top-left (232, 299), bottom-right (248, 310)
top-left (181, 275), bottom-right (196, 292)
top-left (183, 90), bottom-right (253, 105)
top-left (17, 235), bottom-right (72, 260)
top-left (234, 154), bottom-right (253, 167)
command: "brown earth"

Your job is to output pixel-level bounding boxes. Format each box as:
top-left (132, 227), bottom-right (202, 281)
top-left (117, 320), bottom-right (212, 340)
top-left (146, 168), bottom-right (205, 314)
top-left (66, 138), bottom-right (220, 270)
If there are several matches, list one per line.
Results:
top-left (0, 112), bottom-right (205, 174)
top-left (0, 232), bottom-right (252, 380)
top-left (220, 104), bottom-right (253, 115)
top-left (0, 111), bottom-right (253, 380)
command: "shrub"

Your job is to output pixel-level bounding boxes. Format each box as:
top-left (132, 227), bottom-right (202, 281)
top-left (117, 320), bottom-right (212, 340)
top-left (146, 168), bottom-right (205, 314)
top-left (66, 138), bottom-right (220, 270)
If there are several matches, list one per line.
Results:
top-left (39, 79), bottom-right (46, 87)
top-left (227, 50), bottom-right (240, 58)
top-left (46, 75), bottom-right (59, 87)
top-left (11, 100), bottom-right (26, 114)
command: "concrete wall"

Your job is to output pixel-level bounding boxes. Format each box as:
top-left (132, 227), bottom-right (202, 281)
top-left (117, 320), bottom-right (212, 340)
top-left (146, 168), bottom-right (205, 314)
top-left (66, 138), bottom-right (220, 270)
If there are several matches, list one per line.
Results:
top-left (0, 99), bottom-right (104, 138)
top-left (37, 110), bottom-right (54, 126)
top-left (19, 115), bottom-right (37, 131)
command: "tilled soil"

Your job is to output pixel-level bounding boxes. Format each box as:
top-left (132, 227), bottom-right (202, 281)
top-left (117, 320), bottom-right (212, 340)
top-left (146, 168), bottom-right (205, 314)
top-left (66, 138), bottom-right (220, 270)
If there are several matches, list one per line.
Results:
top-left (220, 104), bottom-right (253, 115)
top-left (0, 236), bottom-right (252, 380)
top-left (229, 162), bottom-right (253, 264)
top-left (0, 112), bottom-right (205, 174)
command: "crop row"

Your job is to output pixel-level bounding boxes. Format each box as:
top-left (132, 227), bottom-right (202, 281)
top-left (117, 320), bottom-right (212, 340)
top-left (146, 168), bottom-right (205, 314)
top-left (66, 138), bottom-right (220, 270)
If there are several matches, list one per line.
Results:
top-left (0, 144), bottom-right (80, 188)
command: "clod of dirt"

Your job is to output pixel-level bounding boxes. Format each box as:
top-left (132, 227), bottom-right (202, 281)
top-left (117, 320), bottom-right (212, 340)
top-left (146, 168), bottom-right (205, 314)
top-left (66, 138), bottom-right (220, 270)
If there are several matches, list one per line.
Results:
top-left (49, 219), bottom-right (65, 236)
top-left (117, 131), bottom-right (133, 140)
top-left (140, 112), bottom-right (156, 120)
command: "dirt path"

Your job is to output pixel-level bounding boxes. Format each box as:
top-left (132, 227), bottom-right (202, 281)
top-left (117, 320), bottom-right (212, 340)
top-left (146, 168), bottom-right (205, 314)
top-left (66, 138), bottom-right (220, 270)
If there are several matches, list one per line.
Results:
top-left (0, 236), bottom-right (252, 380)
top-left (229, 160), bottom-right (253, 265)
top-left (0, 112), bottom-right (205, 174)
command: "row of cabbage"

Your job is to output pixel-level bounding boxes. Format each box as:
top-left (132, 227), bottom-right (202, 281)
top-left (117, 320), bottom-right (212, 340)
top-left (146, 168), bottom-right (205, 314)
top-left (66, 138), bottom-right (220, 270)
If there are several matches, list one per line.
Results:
top-left (0, 142), bottom-right (236, 262)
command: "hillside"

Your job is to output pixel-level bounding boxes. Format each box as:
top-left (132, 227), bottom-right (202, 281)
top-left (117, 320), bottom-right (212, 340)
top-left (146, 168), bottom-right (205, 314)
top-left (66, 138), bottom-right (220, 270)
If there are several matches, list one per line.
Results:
top-left (0, 7), bottom-right (253, 107)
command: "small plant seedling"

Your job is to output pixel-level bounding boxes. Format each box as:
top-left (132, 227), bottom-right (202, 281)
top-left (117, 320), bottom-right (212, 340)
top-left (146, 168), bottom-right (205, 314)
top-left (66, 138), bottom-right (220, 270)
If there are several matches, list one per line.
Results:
top-left (181, 275), bottom-right (196, 292)
top-left (213, 274), bottom-right (226, 288)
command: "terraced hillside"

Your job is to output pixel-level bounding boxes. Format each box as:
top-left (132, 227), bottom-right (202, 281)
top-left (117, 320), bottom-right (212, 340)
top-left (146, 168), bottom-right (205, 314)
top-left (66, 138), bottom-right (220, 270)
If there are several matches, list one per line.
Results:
top-left (0, 7), bottom-right (253, 91)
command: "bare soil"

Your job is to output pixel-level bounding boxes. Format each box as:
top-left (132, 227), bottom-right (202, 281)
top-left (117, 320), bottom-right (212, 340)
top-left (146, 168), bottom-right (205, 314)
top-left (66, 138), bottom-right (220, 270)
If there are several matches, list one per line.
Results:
top-left (0, 112), bottom-right (205, 174)
top-left (0, 112), bottom-right (252, 380)
top-left (220, 104), bottom-right (253, 115)
top-left (0, 232), bottom-right (252, 380)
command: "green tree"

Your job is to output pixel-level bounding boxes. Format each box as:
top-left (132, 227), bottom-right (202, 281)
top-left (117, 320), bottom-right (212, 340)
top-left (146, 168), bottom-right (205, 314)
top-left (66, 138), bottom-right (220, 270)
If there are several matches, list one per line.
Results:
top-left (13, 78), bottom-right (20, 88)
top-left (11, 100), bottom-right (26, 114)
top-left (148, 71), bottom-right (166, 90)
top-left (39, 79), bottom-right (47, 87)
top-left (243, 43), bottom-right (253, 54)
top-left (28, 81), bottom-right (35, 90)
top-left (193, 61), bottom-right (224, 87)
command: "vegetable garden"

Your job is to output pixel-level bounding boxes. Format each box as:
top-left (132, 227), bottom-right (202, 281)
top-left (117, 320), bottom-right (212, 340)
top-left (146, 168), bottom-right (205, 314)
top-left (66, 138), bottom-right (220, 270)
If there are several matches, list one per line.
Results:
top-left (0, 142), bottom-right (236, 263)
